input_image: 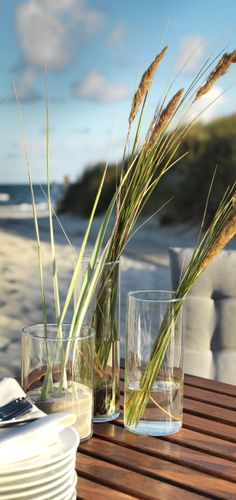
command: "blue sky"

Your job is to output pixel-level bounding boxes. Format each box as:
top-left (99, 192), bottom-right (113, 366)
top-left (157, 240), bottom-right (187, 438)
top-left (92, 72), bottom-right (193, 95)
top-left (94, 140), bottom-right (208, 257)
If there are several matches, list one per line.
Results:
top-left (1, 0), bottom-right (236, 184)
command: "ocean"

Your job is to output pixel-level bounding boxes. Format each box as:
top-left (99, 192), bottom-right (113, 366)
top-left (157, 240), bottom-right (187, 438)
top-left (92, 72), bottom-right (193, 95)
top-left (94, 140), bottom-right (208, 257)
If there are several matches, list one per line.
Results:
top-left (0, 184), bottom-right (64, 211)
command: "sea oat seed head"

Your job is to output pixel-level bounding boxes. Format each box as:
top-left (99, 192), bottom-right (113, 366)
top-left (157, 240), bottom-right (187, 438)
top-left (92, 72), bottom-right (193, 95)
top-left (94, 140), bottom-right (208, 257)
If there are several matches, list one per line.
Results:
top-left (146, 87), bottom-right (184, 152)
top-left (195, 49), bottom-right (236, 101)
top-left (199, 203), bottom-right (236, 274)
top-left (230, 50), bottom-right (236, 63)
top-left (129, 46), bottom-right (168, 125)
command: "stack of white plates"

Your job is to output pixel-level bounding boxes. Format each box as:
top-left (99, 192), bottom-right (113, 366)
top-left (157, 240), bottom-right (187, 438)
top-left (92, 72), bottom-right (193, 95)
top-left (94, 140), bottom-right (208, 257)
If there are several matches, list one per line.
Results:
top-left (0, 427), bottom-right (79, 500)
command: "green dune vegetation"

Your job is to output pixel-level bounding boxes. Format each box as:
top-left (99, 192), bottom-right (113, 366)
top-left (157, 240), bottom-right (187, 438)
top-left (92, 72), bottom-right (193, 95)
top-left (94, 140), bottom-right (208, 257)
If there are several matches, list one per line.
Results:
top-left (58, 113), bottom-right (236, 225)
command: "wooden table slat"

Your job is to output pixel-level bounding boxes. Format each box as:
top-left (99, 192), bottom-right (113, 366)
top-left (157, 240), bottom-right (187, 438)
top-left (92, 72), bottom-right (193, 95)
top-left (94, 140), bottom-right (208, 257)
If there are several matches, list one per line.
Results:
top-left (184, 384), bottom-right (236, 410)
top-left (76, 476), bottom-right (138, 499)
top-left (92, 424), bottom-right (236, 483)
top-left (183, 412), bottom-right (236, 443)
top-left (80, 434), bottom-right (236, 499)
top-left (76, 452), bottom-right (207, 500)
top-left (184, 374), bottom-right (236, 397)
top-left (161, 427), bottom-right (236, 461)
top-left (183, 396), bottom-right (236, 426)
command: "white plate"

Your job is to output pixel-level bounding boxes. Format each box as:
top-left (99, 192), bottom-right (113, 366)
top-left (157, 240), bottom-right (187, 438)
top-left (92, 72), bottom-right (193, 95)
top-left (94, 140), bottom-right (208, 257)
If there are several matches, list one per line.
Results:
top-left (65, 490), bottom-right (76, 500)
top-left (47, 476), bottom-right (77, 500)
top-left (44, 473), bottom-right (77, 500)
top-left (0, 426), bottom-right (79, 474)
top-left (0, 454), bottom-right (75, 484)
top-left (69, 491), bottom-right (77, 500)
top-left (0, 470), bottom-right (76, 500)
top-left (0, 468), bottom-right (73, 498)
top-left (0, 458), bottom-right (75, 491)
top-left (31, 472), bottom-right (77, 500)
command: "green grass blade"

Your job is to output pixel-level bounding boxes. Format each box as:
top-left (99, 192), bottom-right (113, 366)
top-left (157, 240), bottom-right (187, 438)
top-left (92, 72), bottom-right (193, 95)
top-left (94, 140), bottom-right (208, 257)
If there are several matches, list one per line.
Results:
top-left (45, 76), bottom-right (61, 328)
top-left (39, 184), bottom-right (76, 257)
top-left (13, 84), bottom-right (48, 332)
top-left (70, 241), bottom-right (110, 338)
top-left (59, 161), bottom-right (110, 327)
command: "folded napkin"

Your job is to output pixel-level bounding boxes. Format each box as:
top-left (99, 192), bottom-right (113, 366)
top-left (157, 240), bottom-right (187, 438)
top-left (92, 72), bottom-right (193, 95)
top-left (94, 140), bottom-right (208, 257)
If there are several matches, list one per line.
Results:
top-left (0, 378), bottom-right (79, 465)
top-left (0, 377), bottom-right (45, 423)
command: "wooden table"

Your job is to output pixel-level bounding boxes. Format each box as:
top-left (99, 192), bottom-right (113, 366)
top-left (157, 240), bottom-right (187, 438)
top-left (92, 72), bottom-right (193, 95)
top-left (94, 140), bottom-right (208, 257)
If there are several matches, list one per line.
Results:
top-left (76, 370), bottom-right (236, 499)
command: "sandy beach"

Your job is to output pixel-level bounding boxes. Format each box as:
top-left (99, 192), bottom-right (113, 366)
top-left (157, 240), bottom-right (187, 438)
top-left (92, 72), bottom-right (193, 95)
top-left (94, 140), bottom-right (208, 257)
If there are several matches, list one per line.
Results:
top-left (0, 205), bottom-right (201, 379)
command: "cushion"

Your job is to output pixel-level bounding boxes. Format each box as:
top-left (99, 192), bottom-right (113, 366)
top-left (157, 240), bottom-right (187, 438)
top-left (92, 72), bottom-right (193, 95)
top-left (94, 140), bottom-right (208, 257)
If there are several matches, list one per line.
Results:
top-left (169, 247), bottom-right (236, 384)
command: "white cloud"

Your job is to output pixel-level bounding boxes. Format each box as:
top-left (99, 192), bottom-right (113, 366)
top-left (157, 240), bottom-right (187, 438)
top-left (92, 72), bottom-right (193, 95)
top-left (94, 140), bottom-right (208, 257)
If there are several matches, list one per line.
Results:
top-left (108, 22), bottom-right (127, 46)
top-left (189, 86), bottom-right (227, 123)
top-left (74, 71), bottom-right (129, 103)
top-left (15, 0), bottom-right (105, 69)
top-left (176, 35), bottom-right (205, 74)
top-left (13, 68), bottom-right (41, 102)
top-left (74, 2), bottom-right (105, 35)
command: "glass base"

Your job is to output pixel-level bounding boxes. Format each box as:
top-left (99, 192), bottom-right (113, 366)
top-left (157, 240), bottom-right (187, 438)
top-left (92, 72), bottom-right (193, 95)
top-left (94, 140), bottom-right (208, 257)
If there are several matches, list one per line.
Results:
top-left (80, 431), bottom-right (93, 442)
top-left (124, 419), bottom-right (182, 436)
top-left (93, 411), bottom-right (120, 423)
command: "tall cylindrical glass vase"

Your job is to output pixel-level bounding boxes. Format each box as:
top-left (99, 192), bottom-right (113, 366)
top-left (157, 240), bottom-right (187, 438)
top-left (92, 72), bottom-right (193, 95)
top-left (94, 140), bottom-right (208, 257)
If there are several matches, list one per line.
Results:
top-left (76, 260), bottom-right (120, 422)
top-left (124, 290), bottom-right (184, 436)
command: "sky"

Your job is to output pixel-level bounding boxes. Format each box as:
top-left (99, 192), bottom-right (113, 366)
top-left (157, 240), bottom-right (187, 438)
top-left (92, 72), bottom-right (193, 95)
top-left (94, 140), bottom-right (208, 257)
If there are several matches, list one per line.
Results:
top-left (1, 0), bottom-right (236, 184)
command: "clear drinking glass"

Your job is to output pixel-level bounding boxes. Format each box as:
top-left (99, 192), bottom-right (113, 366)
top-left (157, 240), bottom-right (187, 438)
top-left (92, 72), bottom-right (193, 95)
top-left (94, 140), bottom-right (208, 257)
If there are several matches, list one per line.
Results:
top-left (21, 324), bottom-right (95, 441)
top-left (124, 290), bottom-right (184, 436)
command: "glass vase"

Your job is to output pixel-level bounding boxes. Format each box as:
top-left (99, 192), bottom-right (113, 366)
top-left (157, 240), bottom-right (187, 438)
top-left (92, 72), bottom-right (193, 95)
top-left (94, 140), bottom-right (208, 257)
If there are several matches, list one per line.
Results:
top-left (76, 260), bottom-right (120, 422)
top-left (21, 324), bottom-right (95, 441)
top-left (124, 290), bottom-right (184, 436)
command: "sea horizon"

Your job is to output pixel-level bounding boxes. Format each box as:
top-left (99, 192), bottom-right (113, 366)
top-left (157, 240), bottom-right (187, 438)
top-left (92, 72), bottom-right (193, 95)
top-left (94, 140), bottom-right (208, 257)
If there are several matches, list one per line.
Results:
top-left (0, 183), bottom-right (65, 210)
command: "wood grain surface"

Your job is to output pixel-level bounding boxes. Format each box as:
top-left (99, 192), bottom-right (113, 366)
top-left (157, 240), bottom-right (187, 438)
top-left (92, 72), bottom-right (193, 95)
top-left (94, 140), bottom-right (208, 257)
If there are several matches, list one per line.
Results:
top-left (75, 371), bottom-right (236, 499)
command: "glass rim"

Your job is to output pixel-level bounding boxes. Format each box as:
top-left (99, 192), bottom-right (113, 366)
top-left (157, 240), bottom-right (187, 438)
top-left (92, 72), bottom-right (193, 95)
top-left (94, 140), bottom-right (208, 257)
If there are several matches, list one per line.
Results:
top-left (21, 323), bottom-right (96, 341)
top-left (128, 289), bottom-right (182, 303)
top-left (74, 256), bottom-right (120, 266)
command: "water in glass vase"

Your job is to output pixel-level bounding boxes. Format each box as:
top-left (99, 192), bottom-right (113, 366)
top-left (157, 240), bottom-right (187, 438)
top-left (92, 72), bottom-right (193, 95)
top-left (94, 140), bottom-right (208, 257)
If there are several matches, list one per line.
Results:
top-left (93, 340), bottom-right (120, 422)
top-left (124, 380), bottom-right (183, 436)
